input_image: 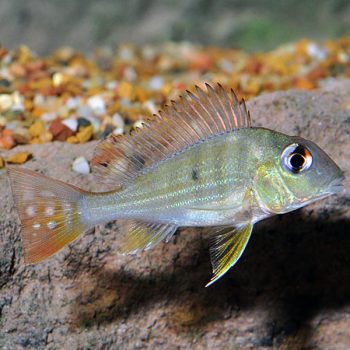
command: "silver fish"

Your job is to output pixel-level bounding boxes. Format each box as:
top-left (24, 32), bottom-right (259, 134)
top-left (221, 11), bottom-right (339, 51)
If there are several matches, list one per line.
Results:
top-left (8, 83), bottom-right (344, 286)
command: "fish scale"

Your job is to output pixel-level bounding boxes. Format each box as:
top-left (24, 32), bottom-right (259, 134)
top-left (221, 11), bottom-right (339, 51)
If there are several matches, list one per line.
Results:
top-left (85, 131), bottom-right (254, 223)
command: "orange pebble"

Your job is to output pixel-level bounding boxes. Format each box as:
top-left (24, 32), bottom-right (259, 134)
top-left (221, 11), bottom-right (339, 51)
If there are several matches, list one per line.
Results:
top-left (0, 136), bottom-right (15, 150)
top-left (293, 77), bottom-right (316, 90)
top-left (3, 129), bottom-right (13, 137)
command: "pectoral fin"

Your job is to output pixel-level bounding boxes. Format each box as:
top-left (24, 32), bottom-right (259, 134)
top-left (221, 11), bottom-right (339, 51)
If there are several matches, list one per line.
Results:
top-left (206, 222), bottom-right (253, 287)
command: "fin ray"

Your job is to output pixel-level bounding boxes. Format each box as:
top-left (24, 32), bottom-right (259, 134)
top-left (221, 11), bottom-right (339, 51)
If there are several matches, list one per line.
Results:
top-left (206, 222), bottom-right (253, 287)
top-left (117, 220), bottom-right (177, 254)
top-left (92, 83), bottom-right (252, 189)
top-left (8, 168), bottom-right (87, 263)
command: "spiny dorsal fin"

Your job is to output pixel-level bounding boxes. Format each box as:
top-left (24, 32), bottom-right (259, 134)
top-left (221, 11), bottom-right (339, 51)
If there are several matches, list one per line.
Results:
top-left (117, 220), bottom-right (177, 254)
top-left (92, 83), bottom-right (252, 189)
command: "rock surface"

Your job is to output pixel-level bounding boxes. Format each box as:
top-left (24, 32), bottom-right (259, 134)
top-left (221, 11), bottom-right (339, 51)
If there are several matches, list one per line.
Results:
top-left (0, 80), bottom-right (349, 350)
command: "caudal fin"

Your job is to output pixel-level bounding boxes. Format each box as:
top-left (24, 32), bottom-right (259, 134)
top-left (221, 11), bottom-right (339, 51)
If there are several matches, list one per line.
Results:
top-left (8, 168), bottom-right (88, 264)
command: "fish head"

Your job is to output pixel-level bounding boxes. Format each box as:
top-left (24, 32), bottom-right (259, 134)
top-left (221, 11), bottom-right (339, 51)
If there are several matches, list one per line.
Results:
top-left (255, 133), bottom-right (344, 214)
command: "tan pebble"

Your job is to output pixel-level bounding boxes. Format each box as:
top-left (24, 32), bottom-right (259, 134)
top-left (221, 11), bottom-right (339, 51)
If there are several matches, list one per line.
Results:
top-left (9, 62), bottom-right (26, 77)
top-left (67, 136), bottom-right (79, 144)
top-left (40, 131), bottom-right (53, 143)
top-left (31, 107), bottom-right (46, 118)
top-left (7, 152), bottom-right (32, 164)
top-left (29, 137), bottom-right (41, 145)
top-left (76, 125), bottom-right (93, 143)
top-left (29, 120), bottom-right (45, 137)
top-left (118, 81), bottom-right (134, 99)
top-left (12, 128), bottom-right (31, 144)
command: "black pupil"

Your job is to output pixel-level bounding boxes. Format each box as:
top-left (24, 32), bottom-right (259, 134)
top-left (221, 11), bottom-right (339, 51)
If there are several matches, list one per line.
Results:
top-left (290, 153), bottom-right (305, 169)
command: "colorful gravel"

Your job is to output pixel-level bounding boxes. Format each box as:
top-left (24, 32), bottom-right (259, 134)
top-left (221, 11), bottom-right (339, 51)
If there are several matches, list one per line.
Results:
top-left (0, 38), bottom-right (350, 165)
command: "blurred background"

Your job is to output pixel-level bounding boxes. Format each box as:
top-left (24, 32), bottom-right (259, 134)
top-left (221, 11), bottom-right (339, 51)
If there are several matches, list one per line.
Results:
top-left (1, 0), bottom-right (350, 54)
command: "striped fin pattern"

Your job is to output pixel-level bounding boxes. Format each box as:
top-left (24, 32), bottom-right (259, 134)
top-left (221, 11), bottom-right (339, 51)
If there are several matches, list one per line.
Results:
top-left (92, 83), bottom-right (252, 189)
top-left (117, 220), bottom-right (177, 254)
top-left (206, 222), bottom-right (253, 287)
top-left (8, 168), bottom-right (87, 263)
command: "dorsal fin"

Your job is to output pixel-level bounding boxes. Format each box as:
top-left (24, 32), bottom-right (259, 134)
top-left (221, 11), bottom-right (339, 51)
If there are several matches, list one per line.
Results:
top-left (92, 83), bottom-right (252, 189)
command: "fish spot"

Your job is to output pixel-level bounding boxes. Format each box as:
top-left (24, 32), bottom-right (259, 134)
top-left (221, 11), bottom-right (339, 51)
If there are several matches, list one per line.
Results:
top-left (25, 206), bottom-right (36, 217)
top-left (47, 221), bottom-right (57, 230)
top-left (45, 206), bottom-right (55, 216)
top-left (33, 223), bottom-right (41, 229)
top-left (192, 167), bottom-right (199, 181)
top-left (63, 203), bottom-right (71, 211)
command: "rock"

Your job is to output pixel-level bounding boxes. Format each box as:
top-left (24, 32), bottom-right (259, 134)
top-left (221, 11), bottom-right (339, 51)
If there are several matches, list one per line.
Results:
top-left (0, 135), bottom-right (15, 149)
top-left (0, 81), bottom-right (349, 350)
top-left (49, 118), bottom-right (75, 141)
top-left (111, 113), bottom-right (125, 129)
top-left (72, 156), bottom-right (90, 174)
top-left (29, 120), bottom-right (45, 138)
top-left (87, 95), bottom-right (106, 116)
top-left (76, 125), bottom-right (93, 143)
top-left (149, 76), bottom-right (164, 90)
top-left (62, 118), bottom-right (78, 132)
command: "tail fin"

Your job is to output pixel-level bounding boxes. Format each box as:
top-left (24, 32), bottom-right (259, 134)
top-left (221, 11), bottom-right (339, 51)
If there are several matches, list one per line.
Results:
top-left (8, 167), bottom-right (88, 264)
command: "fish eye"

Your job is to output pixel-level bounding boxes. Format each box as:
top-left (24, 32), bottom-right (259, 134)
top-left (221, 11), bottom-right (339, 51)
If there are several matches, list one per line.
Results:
top-left (282, 143), bottom-right (313, 173)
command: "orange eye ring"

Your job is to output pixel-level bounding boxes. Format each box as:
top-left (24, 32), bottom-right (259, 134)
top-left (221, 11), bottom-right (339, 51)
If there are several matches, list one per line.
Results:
top-left (282, 143), bottom-right (313, 173)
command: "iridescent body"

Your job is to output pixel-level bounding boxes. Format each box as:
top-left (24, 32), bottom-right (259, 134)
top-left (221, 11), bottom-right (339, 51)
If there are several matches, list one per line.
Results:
top-left (8, 84), bottom-right (344, 286)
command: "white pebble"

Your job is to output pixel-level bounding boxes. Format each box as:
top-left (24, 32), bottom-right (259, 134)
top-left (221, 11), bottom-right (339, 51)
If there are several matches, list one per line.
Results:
top-left (307, 43), bottom-right (327, 60)
top-left (113, 127), bottom-right (124, 136)
top-left (112, 113), bottom-right (125, 128)
top-left (87, 95), bottom-right (106, 116)
top-left (124, 67), bottom-right (137, 82)
top-left (62, 118), bottom-right (78, 132)
top-left (106, 80), bottom-right (118, 90)
top-left (77, 105), bottom-right (93, 119)
top-left (66, 97), bottom-right (80, 110)
top-left (0, 94), bottom-right (13, 110)
top-left (33, 94), bottom-right (45, 106)
top-left (149, 76), bottom-right (164, 90)
top-left (41, 112), bottom-right (56, 122)
top-left (72, 157), bottom-right (90, 174)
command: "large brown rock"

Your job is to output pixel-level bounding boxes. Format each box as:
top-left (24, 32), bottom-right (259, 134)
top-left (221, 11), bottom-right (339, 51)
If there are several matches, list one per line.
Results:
top-left (0, 80), bottom-right (349, 349)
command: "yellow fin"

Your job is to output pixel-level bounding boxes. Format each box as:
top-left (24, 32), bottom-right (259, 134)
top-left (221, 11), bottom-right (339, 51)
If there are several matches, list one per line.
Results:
top-left (8, 168), bottom-right (88, 264)
top-left (206, 222), bottom-right (253, 287)
top-left (118, 220), bottom-right (177, 254)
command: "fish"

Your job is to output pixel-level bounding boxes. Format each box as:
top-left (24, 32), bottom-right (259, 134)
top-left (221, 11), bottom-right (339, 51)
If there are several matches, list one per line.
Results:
top-left (8, 83), bottom-right (344, 286)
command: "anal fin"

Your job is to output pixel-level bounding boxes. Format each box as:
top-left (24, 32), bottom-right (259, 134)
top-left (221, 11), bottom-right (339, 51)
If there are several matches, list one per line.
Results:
top-left (118, 220), bottom-right (177, 254)
top-left (206, 222), bottom-right (253, 287)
